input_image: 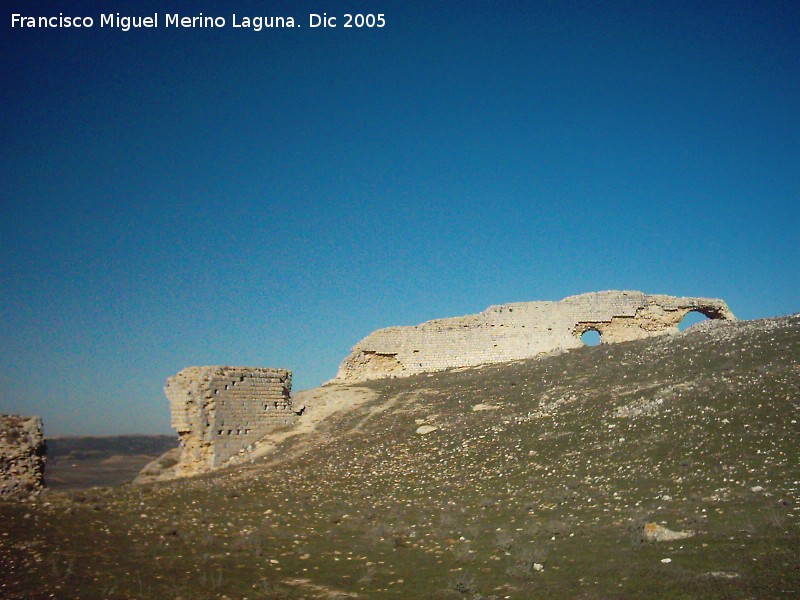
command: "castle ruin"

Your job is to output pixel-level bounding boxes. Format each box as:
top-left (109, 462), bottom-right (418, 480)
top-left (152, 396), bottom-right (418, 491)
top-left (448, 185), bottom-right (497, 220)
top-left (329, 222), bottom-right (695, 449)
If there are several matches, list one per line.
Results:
top-left (1, 415), bottom-right (45, 500)
top-left (160, 291), bottom-right (735, 478)
top-left (166, 366), bottom-right (296, 477)
top-left (335, 290), bottom-right (735, 382)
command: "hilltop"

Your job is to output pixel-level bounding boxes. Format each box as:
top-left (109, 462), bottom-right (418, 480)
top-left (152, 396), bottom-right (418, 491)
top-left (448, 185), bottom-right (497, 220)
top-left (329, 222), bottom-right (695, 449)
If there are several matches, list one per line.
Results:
top-left (0, 314), bottom-right (798, 598)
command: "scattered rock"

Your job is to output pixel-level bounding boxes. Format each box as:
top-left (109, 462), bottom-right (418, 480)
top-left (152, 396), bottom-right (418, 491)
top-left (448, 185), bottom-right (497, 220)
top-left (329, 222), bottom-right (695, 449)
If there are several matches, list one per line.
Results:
top-left (472, 403), bottom-right (501, 411)
top-left (706, 571), bottom-right (740, 579)
top-left (644, 523), bottom-right (694, 542)
top-left (415, 425), bottom-right (439, 435)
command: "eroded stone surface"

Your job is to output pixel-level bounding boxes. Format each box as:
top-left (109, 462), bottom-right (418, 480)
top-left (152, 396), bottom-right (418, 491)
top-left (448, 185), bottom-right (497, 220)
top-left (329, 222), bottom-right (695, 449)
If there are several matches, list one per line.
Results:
top-left (415, 425), bottom-right (439, 435)
top-left (336, 291), bottom-right (735, 382)
top-left (0, 415), bottom-right (45, 500)
top-left (165, 366), bottom-right (296, 477)
top-left (643, 522), bottom-right (695, 542)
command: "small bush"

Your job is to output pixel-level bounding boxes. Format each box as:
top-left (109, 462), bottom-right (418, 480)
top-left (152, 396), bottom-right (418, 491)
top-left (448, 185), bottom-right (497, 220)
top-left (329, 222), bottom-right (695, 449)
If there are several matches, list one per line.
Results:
top-left (447, 570), bottom-right (476, 595)
top-left (451, 540), bottom-right (474, 563)
top-left (507, 543), bottom-right (549, 580)
top-left (767, 500), bottom-right (791, 529)
top-left (200, 566), bottom-right (223, 592)
top-left (493, 530), bottom-right (514, 553)
top-left (627, 515), bottom-right (648, 547)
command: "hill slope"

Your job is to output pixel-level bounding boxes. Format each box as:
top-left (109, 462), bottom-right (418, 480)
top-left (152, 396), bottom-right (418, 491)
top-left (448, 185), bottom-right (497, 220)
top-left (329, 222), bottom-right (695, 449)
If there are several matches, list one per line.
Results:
top-left (1, 315), bottom-right (798, 598)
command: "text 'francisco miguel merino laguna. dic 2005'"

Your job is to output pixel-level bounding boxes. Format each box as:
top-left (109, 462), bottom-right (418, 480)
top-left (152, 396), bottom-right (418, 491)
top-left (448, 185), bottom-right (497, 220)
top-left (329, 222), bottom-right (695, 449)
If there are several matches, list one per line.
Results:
top-left (11, 12), bottom-right (387, 31)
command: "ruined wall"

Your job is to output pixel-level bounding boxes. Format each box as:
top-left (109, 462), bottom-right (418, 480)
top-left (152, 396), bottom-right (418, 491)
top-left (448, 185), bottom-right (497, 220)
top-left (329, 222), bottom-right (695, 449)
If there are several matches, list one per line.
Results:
top-left (166, 367), bottom-right (295, 476)
top-left (336, 291), bottom-right (735, 382)
top-left (1, 415), bottom-right (45, 500)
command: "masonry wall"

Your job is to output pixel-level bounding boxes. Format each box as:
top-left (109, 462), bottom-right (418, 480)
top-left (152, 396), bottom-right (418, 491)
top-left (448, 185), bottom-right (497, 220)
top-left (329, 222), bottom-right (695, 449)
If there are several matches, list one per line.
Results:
top-left (335, 290), bottom-right (736, 382)
top-left (0, 415), bottom-right (45, 500)
top-left (166, 366), bottom-right (295, 476)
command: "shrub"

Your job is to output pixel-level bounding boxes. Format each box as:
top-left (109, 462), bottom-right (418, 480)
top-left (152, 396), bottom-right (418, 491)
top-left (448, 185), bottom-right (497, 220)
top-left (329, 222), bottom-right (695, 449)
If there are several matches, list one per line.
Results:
top-left (447, 571), bottom-right (476, 595)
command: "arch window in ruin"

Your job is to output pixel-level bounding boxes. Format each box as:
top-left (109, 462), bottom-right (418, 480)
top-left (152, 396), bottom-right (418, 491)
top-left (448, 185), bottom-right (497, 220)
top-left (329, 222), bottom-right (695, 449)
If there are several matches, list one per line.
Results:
top-left (679, 310), bottom-right (710, 331)
top-left (580, 329), bottom-right (602, 346)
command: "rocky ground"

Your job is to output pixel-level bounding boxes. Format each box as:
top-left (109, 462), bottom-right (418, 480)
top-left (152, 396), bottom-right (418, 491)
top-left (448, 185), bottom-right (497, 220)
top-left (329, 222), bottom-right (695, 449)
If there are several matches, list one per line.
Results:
top-left (0, 314), bottom-right (798, 598)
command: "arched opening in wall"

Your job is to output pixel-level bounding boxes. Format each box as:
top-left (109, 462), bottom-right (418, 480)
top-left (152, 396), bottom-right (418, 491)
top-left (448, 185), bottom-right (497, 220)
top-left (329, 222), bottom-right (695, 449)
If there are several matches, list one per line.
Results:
top-left (580, 329), bottom-right (602, 346)
top-left (679, 310), bottom-right (710, 331)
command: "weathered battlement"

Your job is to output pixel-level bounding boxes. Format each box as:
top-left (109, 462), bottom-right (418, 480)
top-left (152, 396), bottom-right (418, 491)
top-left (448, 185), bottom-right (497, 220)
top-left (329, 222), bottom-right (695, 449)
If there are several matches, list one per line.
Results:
top-left (335, 291), bottom-right (735, 382)
top-left (166, 366), bottom-right (295, 477)
top-left (1, 415), bottom-right (45, 500)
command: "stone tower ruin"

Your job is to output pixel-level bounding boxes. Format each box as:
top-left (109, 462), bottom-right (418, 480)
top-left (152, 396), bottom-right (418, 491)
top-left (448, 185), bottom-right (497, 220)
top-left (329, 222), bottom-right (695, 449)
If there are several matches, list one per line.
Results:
top-left (166, 366), bottom-right (296, 476)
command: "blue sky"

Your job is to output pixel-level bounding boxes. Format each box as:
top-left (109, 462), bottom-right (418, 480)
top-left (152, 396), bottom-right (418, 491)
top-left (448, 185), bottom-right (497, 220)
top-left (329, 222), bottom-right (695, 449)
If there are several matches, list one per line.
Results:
top-left (1, 1), bottom-right (798, 435)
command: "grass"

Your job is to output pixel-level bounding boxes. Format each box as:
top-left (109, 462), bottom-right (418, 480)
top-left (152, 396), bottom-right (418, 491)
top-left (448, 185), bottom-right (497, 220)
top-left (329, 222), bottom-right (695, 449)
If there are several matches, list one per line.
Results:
top-left (0, 314), bottom-right (797, 598)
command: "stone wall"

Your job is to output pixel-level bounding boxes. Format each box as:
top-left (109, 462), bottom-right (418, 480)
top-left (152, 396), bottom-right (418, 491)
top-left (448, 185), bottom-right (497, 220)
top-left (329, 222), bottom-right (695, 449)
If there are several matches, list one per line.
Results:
top-left (335, 291), bottom-right (735, 382)
top-left (0, 415), bottom-right (45, 500)
top-left (166, 366), bottom-right (295, 476)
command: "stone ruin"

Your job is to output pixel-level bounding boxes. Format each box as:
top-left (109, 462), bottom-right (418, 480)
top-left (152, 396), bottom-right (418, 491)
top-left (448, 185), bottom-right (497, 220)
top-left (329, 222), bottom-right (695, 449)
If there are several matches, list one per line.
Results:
top-left (166, 366), bottom-right (297, 477)
top-left (158, 291), bottom-right (735, 478)
top-left (335, 290), bottom-right (736, 382)
top-left (1, 415), bottom-right (45, 500)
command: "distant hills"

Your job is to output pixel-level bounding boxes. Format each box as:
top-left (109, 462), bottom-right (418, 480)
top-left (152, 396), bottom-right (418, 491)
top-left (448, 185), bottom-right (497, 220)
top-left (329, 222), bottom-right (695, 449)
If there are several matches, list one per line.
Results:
top-left (45, 434), bottom-right (176, 489)
top-left (47, 435), bottom-right (177, 460)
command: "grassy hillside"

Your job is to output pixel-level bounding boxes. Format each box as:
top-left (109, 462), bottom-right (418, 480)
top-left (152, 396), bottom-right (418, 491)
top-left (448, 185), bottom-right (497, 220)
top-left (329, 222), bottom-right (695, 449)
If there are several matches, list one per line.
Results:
top-left (1, 315), bottom-right (797, 599)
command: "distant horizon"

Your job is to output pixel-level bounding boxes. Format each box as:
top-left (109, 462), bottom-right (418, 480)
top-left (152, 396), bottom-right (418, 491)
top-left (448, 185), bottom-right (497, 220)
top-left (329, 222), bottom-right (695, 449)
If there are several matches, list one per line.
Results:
top-left (42, 433), bottom-right (178, 440)
top-left (11, 299), bottom-right (796, 438)
top-left (1, 294), bottom-right (796, 436)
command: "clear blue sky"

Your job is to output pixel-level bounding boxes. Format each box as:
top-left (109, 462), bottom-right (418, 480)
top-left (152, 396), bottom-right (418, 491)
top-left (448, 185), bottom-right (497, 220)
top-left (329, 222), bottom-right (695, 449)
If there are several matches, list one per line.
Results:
top-left (2, 1), bottom-right (798, 435)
